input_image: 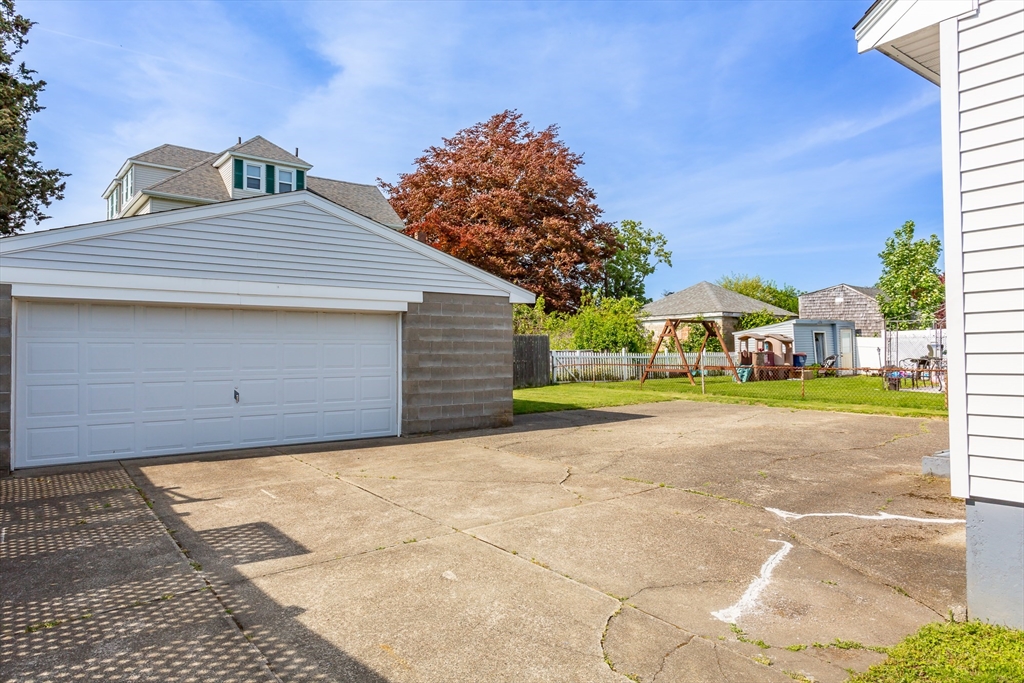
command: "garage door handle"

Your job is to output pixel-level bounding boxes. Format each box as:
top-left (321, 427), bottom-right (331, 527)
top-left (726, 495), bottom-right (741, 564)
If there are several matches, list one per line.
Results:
top-left (234, 389), bottom-right (240, 403)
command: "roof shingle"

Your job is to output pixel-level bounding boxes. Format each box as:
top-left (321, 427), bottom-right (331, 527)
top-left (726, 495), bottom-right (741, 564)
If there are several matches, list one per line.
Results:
top-left (643, 281), bottom-right (796, 318)
top-left (130, 144), bottom-right (216, 169)
top-left (306, 177), bottom-right (403, 230)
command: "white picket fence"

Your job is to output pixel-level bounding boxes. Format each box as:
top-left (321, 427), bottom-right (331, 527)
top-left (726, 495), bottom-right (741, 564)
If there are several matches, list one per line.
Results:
top-left (550, 349), bottom-right (732, 383)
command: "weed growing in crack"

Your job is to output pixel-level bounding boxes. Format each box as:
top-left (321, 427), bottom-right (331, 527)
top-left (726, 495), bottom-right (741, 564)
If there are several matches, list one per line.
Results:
top-left (753, 654), bottom-right (772, 666)
top-left (831, 638), bottom-right (865, 650)
top-left (785, 644), bottom-right (807, 652)
top-left (530, 558), bottom-right (550, 569)
top-left (821, 580), bottom-right (837, 586)
top-left (783, 671), bottom-right (813, 682)
top-left (189, 561), bottom-right (203, 572)
top-left (160, 594), bottom-right (174, 601)
top-left (25, 620), bottom-right (62, 633)
top-left (893, 586), bottom-right (910, 597)
top-left (731, 624), bottom-right (771, 649)
top-left (403, 538), bottom-right (417, 544)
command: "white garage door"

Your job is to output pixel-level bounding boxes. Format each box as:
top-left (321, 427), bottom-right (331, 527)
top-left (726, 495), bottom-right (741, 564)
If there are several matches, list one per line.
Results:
top-left (13, 301), bottom-right (399, 468)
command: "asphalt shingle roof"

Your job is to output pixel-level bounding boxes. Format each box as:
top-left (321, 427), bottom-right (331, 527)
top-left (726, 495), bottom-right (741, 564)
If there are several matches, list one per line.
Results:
top-left (643, 281), bottom-right (796, 318)
top-left (231, 136), bottom-right (310, 166)
top-left (130, 144), bottom-right (216, 169)
top-left (132, 137), bottom-right (402, 229)
top-left (307, 177), bottom-right (404, 229)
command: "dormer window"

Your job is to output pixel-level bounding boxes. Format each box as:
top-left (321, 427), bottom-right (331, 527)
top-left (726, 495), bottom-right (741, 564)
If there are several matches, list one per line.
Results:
top-left (278, 169), bottom-right (293, 193)
top-left (121, 170), bottom-right (133, 202)
top-left (107, 187), bottom-right (121, 219)
top-left (245, 163), bottom-right (262, 190)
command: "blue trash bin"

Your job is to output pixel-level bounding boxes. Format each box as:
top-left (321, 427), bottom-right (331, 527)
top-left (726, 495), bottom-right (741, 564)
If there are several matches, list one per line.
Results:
top-left (793, 353), bottom-right (807, 368)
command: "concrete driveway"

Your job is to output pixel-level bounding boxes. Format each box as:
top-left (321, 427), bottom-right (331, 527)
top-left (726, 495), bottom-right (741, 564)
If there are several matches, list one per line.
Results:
top-left (1, 401), bottom-right (963, 682)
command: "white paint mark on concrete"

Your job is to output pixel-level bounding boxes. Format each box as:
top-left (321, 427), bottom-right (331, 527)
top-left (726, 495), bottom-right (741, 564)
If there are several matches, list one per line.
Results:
top-left (442, 570), bottom-right (458, 581)
top-left (260, 489), bottom-right (277, 499)
top-left (765, 507), bottom-right (964, 524)
top-left (712, 540), bottom-right (793, 624)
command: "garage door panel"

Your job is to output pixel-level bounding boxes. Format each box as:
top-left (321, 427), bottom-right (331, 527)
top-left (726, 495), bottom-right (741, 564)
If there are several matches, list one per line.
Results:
top-left (194, 416), bottom-right (236, 448)
top-left (194, 308), bottom-right (234, 333)
top-left (142, 419), bottom-right (188, 451)
top-left (86, 383), bottom-right (136, 415)
top-left (361, 408), bottom-right (394, 435)
top-left (282, 378), bottom-right (317, 405)
top-left (25, 302), bottom-right (79, 332)
top-left (239, 309), bottom-right (278, 334)
top-left (194, 343), bottom-right (234, 372)
top-left (27, 342), bottom-right (79, 375)
top-left (87, 343), bottom-right (136, 373)
top-left (282, 412), bottom-right (318, 440)
top-left (360, 344), bottom-right (393, 369)
top-left (283, 343), bottom-right (318, 370)
top-left (15, 302), bottom-right (398, 467)
top-left (324, 377), bottom-right (356, 403)
top-left (240, 343), bottom-right (277, 371)
top-left (87, 422), bottom-right (134, 457)
top-left (141, 343), bottom-right (189, 373)
top-left (194, 380), bottom-right (235, 409)
top-left (361, 376), bottom-right (393, 401)
top-left (27, 384), bottom-right (78, 417)
top-left (324, 344), bottom-right (356, 369)
top-left (142, 306), bottom-right (187, 334)
top-left (141, 381), bottom-right (188, 412)
top-left (240, 414), bottom-right (278, 444)
top-left (88, 304), bottom-right (134, 332)
top-left (324, 410), bottom-right (356, 437)
top-left (239, 379), bottom-right (277, 407)
top-left (27, 426), bottom-right (79, 462)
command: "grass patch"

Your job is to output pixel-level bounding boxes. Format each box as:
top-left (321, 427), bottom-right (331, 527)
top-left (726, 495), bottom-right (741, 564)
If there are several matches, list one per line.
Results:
top-left (513, 376), bottom-right (947, 418)
top-left (849, 621), bottom-right (1024, 683)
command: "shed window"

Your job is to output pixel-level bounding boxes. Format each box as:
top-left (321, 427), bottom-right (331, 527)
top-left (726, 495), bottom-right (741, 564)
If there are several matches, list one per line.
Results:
top-left (278, 169), bottom-right (293, 193)
top-left (245, 163), bottom-right (262, 190)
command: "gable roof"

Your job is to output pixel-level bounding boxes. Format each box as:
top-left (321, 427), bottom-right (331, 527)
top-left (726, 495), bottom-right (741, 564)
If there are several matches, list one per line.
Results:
top-left (643, 281), bottom-right (796, 318)
top-left (307, 177), bottom-right (403, 230)
top-left (1, 191), bottom-right (534, 305)
top-left (230, 136), bottom-right (310, 166)
top-left (130, 144), bottom-right (216, 169)
top-left (801, 283), bottom-right (880, 299)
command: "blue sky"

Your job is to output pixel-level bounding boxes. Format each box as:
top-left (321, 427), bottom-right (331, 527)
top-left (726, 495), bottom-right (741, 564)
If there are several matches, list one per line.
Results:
top-left (20, 0), bottom-right (943, 297)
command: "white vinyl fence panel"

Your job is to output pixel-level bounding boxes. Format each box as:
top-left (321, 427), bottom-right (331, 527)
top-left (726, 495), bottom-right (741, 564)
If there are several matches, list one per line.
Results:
top-left (550, 349), bottom-right (732, 383)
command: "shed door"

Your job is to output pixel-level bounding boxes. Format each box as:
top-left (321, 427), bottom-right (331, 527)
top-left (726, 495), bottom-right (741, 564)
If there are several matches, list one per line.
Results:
top-left (13, 301), bottom-right (398, 469)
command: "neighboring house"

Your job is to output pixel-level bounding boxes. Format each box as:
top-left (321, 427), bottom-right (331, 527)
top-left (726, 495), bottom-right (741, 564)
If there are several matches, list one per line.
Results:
top-left (799, 284), bottom-right (884, 337)
top-left (856, 0), bottom-right (1024, 628)
top-left (0, 137), bottom-right (534, 472)
top-left (734, 319), bottom-right (859, 368)
top-left (642, 281), bottom-right (795, 349)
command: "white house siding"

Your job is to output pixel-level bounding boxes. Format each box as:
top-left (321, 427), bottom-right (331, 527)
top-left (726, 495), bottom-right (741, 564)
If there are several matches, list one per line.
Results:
top-left (133, 165), bottom-right (179, 191)
top-left (957, 0), bottom-right (1024, 503)
top-left (144, 197), bottom-right (202, 214)
top-left (0, 203), bottom-right (506, 299)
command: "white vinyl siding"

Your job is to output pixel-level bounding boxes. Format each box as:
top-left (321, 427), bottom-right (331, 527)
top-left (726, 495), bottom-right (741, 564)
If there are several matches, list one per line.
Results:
top-left (133, 164), bottom-right (179, 191)
top-left (13, 301), bottom-right (398, 467)
top-left (1, 202), bottom-right (510, 298)
top-left (146, 197), bottom-right (201, 214)
top-left (958, 0), bottom-right (1024, 503)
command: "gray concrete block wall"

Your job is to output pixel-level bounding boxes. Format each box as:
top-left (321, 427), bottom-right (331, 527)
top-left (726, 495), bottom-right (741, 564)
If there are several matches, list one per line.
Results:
top-left (402, 292), bottom-right (513, 434)
top-left (1, 284), bottom-right (11, 475)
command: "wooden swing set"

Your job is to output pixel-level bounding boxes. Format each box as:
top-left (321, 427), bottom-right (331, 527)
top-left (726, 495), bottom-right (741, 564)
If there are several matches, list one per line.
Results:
top-left (640, 318), bottom-right (741, 387)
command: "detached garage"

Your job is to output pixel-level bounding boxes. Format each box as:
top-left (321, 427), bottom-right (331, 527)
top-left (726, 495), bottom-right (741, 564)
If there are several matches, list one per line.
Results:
top-left (0, 191), bottom-right (533, 471)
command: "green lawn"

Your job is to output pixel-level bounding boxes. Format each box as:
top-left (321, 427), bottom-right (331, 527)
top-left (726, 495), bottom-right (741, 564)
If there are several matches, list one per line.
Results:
top-left (513, 375), bottom-right (948, 418)
top-left (849, 621), bottom-right (1024, 683)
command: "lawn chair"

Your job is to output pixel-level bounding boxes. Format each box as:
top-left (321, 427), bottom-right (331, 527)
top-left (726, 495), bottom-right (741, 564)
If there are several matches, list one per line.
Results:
top-left (817, 355), bottom-right (838, 377)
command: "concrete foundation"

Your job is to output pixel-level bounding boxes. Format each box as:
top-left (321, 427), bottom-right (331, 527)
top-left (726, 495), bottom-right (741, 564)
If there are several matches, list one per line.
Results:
top-left (922, 450), bottom-right (950, 478)
top-left (966, 498), bottom-right (1024, 629)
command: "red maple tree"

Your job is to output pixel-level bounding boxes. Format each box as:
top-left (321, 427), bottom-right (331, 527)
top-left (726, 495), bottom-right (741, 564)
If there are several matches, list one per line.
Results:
top-left (380, 111), bottom-right (617, 312)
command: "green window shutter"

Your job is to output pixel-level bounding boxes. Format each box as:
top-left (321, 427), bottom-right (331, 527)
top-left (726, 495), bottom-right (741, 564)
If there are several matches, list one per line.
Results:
top-left (233, 159), bottom-right (243, 189)
top-left (266, 164), bottom-right (275, 194)
top-left (296, 170), bottom-right (305, 191)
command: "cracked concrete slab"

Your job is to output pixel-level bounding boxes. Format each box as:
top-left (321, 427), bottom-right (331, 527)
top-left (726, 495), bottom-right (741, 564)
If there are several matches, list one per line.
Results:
top-left (4, 400), bottom-right (963, 681)
top-left (219, 533), bottom-right (622, 682)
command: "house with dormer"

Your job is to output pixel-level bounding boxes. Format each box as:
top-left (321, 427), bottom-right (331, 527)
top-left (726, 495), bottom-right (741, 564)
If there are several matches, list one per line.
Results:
top-left (0, 136), bottom-right (532, 473)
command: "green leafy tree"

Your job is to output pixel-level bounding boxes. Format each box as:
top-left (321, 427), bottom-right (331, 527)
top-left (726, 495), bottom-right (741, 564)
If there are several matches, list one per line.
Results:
top-left (600, 219), bottom-right (672, 302)
top-left (570, 296), bottom-right (651, 352)
top-left (1, 0), bottom-right (67, 234)
top-left (737, 309), bottom-right (785, 331)
top-left (876, 220), bottom-right (944, 326)
top-left (717, 274), bottom-right (800, 314)
top-left (680, 319), bottom-right (723, 353)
